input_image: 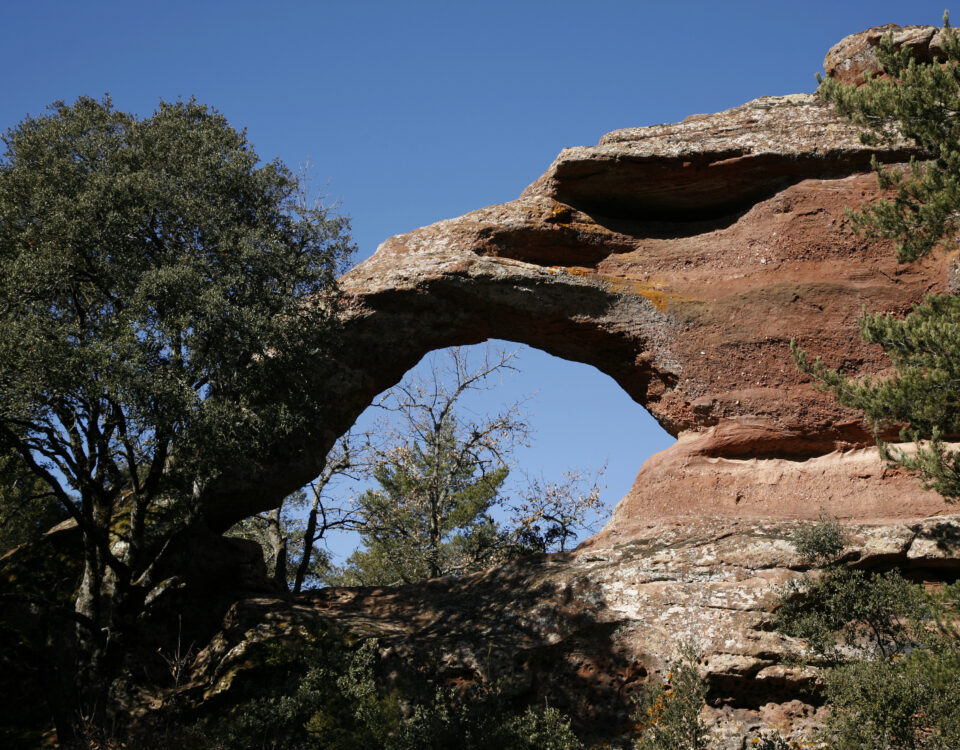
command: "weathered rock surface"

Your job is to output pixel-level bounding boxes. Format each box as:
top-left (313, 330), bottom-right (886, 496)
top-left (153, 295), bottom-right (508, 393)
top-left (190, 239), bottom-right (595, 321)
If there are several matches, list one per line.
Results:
top-left (124, 23), bottom-right (960, 748)
top-left (185, 515), bottom-right (960, 746)
top-left (206, 84), bottom-right (954, 529)
top-left (823, 24), bottom-right (947, 86)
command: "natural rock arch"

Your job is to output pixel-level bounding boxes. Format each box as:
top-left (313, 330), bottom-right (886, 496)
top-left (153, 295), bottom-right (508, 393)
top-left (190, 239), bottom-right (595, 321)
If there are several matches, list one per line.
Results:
top-left (205, 87), bottom-right (955, 533)
top-left (180, 26), bottom-right (960, 747)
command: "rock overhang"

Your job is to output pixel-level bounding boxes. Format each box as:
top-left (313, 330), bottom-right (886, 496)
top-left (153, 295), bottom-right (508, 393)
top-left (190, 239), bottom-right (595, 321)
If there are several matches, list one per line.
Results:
top-left (525, 95), bottom-right (921, 219)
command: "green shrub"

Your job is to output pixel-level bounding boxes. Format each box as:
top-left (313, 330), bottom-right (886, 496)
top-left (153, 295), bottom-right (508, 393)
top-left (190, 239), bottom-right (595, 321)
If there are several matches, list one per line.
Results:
top-left (189, 639), bottom-right (398, 750)
top-left (774, 568), bottom-right (931, 662)
top-left (632, 645), bottom-right (709, 750)
top-left (174, 635), bottom-right (583, 750)
top-left (791, 516), bottom-right (846, 565)
top-left (773, 522), bottom-right (960, 749)
top-left (393, 682), bottom-right (582, 750)
top-left (820, 644), bottom-right (960, 749)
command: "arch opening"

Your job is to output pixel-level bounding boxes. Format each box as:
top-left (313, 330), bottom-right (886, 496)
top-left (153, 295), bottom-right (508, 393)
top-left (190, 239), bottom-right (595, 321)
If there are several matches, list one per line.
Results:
top-left (315, 340), bottom-right (676, 566)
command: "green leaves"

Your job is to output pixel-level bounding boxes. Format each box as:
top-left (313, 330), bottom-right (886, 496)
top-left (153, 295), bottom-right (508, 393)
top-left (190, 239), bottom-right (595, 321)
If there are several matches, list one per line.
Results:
top-left (632, 645), bottom-right (709, 750)
top-left (0, 95), bottom-right (354, 730)
top-left (793, 292), bottom-right (960, 499)
top-left (342, 422), bottom-right (511, 585)
top-left (331, 348), bottom-right (528, 586)
top-left (0, 95), bottom-right (353, 507)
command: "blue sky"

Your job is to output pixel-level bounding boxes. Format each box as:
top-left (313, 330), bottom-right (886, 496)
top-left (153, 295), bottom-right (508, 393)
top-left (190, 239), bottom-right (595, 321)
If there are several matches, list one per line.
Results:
top-left (2, 1), bottom-right (951, 555)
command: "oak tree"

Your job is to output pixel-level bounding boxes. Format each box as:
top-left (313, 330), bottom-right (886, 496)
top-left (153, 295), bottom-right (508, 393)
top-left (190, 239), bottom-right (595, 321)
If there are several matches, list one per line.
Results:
top-left (0, 96), bottom-right (353, 738)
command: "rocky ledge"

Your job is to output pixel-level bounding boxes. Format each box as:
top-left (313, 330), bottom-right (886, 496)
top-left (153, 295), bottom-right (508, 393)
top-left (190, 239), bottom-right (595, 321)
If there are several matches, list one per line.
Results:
top-left (183, 515), bottom-right (960, 746)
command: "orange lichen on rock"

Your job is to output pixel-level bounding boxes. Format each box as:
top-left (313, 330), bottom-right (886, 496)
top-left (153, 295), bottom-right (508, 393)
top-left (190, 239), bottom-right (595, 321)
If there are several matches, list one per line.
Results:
top-left (559, 266), bottom-right (691, 312)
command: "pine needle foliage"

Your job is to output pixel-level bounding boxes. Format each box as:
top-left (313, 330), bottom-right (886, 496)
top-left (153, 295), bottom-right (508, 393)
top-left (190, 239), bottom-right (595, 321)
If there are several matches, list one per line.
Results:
top-left (795, 13), bottom-right (960, 500)
top-left (817, 12), bottom-right (960, 263)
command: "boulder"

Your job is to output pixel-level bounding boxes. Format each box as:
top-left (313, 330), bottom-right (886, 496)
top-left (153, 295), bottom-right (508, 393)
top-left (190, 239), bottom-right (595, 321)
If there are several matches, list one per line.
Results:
top-left (823, 23), bottom-right (947, 86)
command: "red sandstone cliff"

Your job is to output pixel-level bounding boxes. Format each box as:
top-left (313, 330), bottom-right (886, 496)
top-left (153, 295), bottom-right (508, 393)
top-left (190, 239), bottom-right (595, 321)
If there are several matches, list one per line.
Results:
top-left (158, 24), bottom-right (960, 747)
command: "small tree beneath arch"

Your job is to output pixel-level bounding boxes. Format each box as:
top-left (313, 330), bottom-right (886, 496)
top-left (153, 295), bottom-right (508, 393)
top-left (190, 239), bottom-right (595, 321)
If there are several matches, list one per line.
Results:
top-left (323, 347), bottom-right (608, 587)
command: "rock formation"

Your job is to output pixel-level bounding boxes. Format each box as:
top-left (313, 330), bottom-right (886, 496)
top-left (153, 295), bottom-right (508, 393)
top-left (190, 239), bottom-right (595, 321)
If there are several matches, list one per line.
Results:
top-left (192, 515), bottom-right (960, 746)
top-left (45, 23), bottom-right (960, 746)
top-left (331, 87), bottom-right (959, 537)
top-left (824, 23), bottom-right (953, 86)
top-left (199, 28), bottom-right (955, 533)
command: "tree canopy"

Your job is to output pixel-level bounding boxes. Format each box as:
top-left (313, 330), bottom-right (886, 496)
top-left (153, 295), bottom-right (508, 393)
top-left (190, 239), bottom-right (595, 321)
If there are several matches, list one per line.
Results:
top-left (334, 348), bottom-right (525, 586)
top-left (0, 95), bottom-right (354, 737)
top-left (321, 348), bottom-right (607, 587)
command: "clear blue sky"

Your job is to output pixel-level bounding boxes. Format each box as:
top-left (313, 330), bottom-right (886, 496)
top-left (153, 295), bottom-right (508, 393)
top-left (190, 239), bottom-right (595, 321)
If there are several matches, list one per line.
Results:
top-left (1, 1), bottom-right (950, 555)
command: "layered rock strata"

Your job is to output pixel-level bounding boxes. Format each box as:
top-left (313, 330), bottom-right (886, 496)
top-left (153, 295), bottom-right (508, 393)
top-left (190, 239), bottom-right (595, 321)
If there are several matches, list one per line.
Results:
top-left (204, 84), bottom-right (955, 529)
top-left (205, 88), bottom-right (954, 529)
top-left (190, 515), bottom-right (960, 746)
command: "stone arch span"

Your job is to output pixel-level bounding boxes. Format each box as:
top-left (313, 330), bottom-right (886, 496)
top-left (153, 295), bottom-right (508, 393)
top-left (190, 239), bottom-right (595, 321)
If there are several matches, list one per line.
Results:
top-left (203, 94), bottom-right (956, 532)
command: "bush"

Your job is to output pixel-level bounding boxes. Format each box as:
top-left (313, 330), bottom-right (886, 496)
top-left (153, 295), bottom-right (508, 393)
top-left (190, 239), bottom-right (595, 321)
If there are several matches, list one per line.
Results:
top-left (791, 516), bottom-right (846, 565)
top-left (632, 644), bottom-right (709, 750)
top-left (772, 523), bottom-right (960, 748)
top-left (774, 567), bottom-right (931, 662)
top-left (821, 644), bottom-right (960, 749)
top-left (172, 635), bottom-right (584, 750)
top-left (394, 682), bottom-right (582, 750)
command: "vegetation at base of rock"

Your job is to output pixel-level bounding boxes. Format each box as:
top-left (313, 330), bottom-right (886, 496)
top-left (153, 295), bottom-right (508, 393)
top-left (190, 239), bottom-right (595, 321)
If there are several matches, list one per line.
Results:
top-left (314, 347), bottom-right (606, 587)
top-left (791, 515), bottom-right (846, 566)
top-left (629, 645), bottom-right (801, 749)
top-left (773, 519), bottom-right (960, 749)
top-left (748, 731), bottom-right (795, 749)
top-left (774, 567), bottom-right (932, 663)
top-left (0, 95), bottom-right (353, 742)
top-left (631, 644), bottom-right (709, 750)
top-left (795, 14), bottom-right (960, 500)
top-left (788, 580), bottom-right (960, 748)
top-left (821, 645), bottom-right (960, 750)
top-left (115, 630), bottom-right (584, 750)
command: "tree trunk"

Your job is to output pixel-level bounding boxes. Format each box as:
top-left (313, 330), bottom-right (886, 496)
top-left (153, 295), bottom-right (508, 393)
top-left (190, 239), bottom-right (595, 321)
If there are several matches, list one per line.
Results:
top-left (73, 541), bottom-right (111, 730)
top-left (267, 506), bottom-right (288, 591)
top-left (293, 491), bottom-right (321, 593)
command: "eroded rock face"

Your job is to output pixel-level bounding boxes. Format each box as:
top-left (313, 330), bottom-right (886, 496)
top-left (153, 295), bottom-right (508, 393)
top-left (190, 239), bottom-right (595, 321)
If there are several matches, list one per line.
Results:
top-left (205, 85), bottom-right (955, 529)
top-left (187, 515), bottom-right (960, 746)
top-left (199, 38), bottom-right (960, 530)
top-left (335, 92), bottom-right (929, 449)
top-left (173, 24), bottom-right (960, 748)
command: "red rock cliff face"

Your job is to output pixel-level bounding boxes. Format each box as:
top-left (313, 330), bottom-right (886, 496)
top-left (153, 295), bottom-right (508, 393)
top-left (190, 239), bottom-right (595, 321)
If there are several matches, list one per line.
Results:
top-left (179, 26), bottom-right (960, 748)
top-left (332, 94), bottom-right (954, 536)
top-left (201, 26), bottom-right (954, 533)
